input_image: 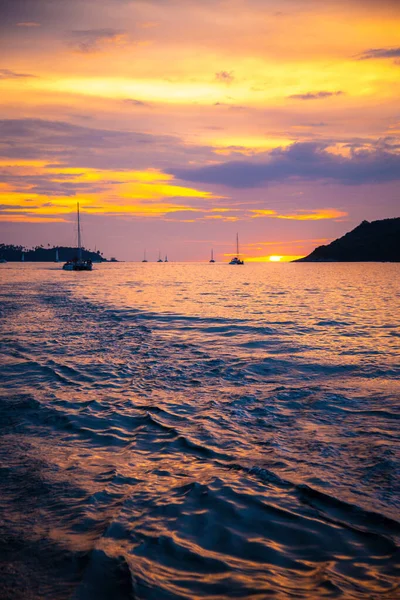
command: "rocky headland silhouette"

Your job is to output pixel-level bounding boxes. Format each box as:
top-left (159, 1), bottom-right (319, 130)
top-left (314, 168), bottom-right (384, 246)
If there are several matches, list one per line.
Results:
top-left (295, 218), bottom-right (400, 262)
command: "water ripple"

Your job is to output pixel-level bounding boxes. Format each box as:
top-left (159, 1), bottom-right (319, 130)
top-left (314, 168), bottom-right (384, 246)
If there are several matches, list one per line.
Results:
top-left (1, 263), bottom-right (399, 599)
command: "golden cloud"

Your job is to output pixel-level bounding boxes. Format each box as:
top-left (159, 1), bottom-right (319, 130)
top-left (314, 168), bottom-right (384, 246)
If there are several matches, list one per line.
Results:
top-left (250, 208), bottom-right (347, 220)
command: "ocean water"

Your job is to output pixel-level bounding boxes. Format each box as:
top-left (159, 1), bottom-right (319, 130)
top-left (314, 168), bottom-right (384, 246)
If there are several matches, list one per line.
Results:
top-left (1, 262), bottom-right (399, 600)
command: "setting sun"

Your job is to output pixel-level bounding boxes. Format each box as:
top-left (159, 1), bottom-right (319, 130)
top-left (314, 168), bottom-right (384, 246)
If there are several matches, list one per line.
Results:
top-left (269, 255), bottom-right (283, 262)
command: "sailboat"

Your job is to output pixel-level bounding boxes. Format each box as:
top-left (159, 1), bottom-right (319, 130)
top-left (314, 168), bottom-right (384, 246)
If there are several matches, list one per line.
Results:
top-left (157, 250), bottom-right (163, 263)
top-left (62, 202), bottom-right (93, 271)
top-left (55, 249), bottom-right (60, 263)
top-left (142, 250), bottom-right (148, 263)
top-left (229, 233), bottom-right (244, 265)
top-left (209, 249), bottom-right (215, 263)
top-left (21, 252), bottom-right (25, 262)
top-left (164, 255), bottom-right (168, 263)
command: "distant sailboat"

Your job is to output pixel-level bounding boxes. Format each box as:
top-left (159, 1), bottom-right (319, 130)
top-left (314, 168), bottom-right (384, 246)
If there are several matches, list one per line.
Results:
top-left (142, 249), bottom-right (148, 263)
top-left (209, 249), bottom-right (215, 263)
top-left (229, 233), bottom-right (244, 265)
top-left (62, 202), bottom-right (93, 271)
top-left (164, 255), bottom-right (168, 263)
top-left (157, 250), bottom-right (163, 263)
top-left (55, 249), bottom-right (60, 262)
top-left (21, 252), bottom-right (25, 262)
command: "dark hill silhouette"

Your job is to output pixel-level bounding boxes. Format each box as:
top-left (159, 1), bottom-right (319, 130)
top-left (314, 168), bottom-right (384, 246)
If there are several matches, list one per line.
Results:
top-left (0, 244), bottom-right (107, 262)
top-left (295, 218), bottom-right (400, 262)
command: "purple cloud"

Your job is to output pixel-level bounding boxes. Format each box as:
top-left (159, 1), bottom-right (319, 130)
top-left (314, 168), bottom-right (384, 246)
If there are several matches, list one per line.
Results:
top-left (68, 29), bottom-right (126, 53)
top-left (0, 118), bottom-right (213, 171)
top-left (0, 69), bottom-right (36, 79)
top-left (358, 47), bottom-right (400, 60)
top-left (288, 91), bottom-right (344, 100)
top-left (170, 142), bottom-right (400, 187)
top-left (123, 99), bottom-right (151, 108)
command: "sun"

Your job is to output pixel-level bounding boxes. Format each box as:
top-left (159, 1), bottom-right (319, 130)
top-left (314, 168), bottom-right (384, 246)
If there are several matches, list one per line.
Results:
top-left (269, 255), bottom-right (282, 262)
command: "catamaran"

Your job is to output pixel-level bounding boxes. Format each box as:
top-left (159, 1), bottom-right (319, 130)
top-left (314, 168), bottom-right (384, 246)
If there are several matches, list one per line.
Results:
top-left (229, 233), bottom-right (244, 265)
top-left (62, 202), bottom-right (93, 271)
top-left (210, 249), bottom-right (215, 263)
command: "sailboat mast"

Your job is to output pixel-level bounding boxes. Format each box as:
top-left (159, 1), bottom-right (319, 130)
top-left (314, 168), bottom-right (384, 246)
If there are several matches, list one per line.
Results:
top-left (211, 248), bottom-right (214, 260)
top-left (236, 233), bottom-right (239, 257)
top-left (77, 202), bottom-right (82, 262)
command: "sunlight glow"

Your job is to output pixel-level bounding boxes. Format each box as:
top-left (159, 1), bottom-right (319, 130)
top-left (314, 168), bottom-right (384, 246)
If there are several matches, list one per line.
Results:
top-left (246, 255), bottom-right (305, 262)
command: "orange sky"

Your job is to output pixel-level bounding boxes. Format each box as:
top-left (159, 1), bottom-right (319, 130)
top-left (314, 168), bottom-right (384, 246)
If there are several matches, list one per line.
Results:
top-left (0, 0), bottom-right (399, 260)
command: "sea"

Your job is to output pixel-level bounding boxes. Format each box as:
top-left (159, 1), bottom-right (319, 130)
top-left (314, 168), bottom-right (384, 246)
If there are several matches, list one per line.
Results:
top-left (1, 262), bottom-right (399, 600)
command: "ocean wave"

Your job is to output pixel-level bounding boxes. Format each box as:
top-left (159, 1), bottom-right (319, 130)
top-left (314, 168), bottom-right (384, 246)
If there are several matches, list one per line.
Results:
top-left (1, 264), bottom-right (399, 599)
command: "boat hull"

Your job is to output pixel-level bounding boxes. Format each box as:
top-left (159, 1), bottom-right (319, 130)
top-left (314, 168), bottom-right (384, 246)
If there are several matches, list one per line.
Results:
top-left (62, 262), bottom-right (92, 271)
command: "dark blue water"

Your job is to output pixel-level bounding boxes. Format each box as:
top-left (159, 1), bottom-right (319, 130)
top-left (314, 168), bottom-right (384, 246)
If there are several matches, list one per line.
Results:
top-left (1, 262), bottom-right (399, 599)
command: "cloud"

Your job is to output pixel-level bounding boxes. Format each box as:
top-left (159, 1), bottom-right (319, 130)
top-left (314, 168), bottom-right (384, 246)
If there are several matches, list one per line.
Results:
top-left (68, 29), bottom-right (127, 53)
top-left (250, 208), bottom-right (347, 220)
top-left (357, 47), bottom-right (400, 60)
top-left (0, 204), bottom-right (41, 211)
top-left (288, 91), bottom-right (344, 100)
top-left (0, 118), bottom-right (215, 172)
top-left (215, 71), bottom-right (234, 84)
top-left (16, 22), bottom-right (41, 27)
top-left (123, 99), bottom-right (151, 108)
top-left (0, 118), bottom-right (141, 147)
top-left (170, 141), bottom-right (400, 187)
top-left (0, 119), bottom-right (221, 222)
top-left (0, 69), bottom-right (36, 79)
top-left (0, 172), bottom-right (115, 197)
top-left (0, 214), bottom-right (67, 223)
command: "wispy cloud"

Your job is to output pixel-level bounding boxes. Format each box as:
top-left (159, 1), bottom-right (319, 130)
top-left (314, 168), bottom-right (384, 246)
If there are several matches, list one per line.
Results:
top-left (0, 118), bottom-right (194, 170)
top-left (250, 209), bottom-right (347, 221)
top-left (288, 91), bottom-right (344, 100)
top-left (123, 99), bottom-right (151, 108)
top-left (0, 69), bottom-right (36, 79)
top-left (357, 47), bottom-right (400, 60)
top-left (0, 214), bottom-right (67, 223)
top-left (299, 122), bottom-right (328, 128)
top-left (215, 70), bottom-right (234, 84)
top-left (68, 29), bottom-right (127, 53)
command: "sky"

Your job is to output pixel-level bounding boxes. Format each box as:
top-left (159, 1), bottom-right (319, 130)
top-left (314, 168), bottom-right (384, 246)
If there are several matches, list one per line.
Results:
top-left (0, 0), bottom-right (399, 261)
